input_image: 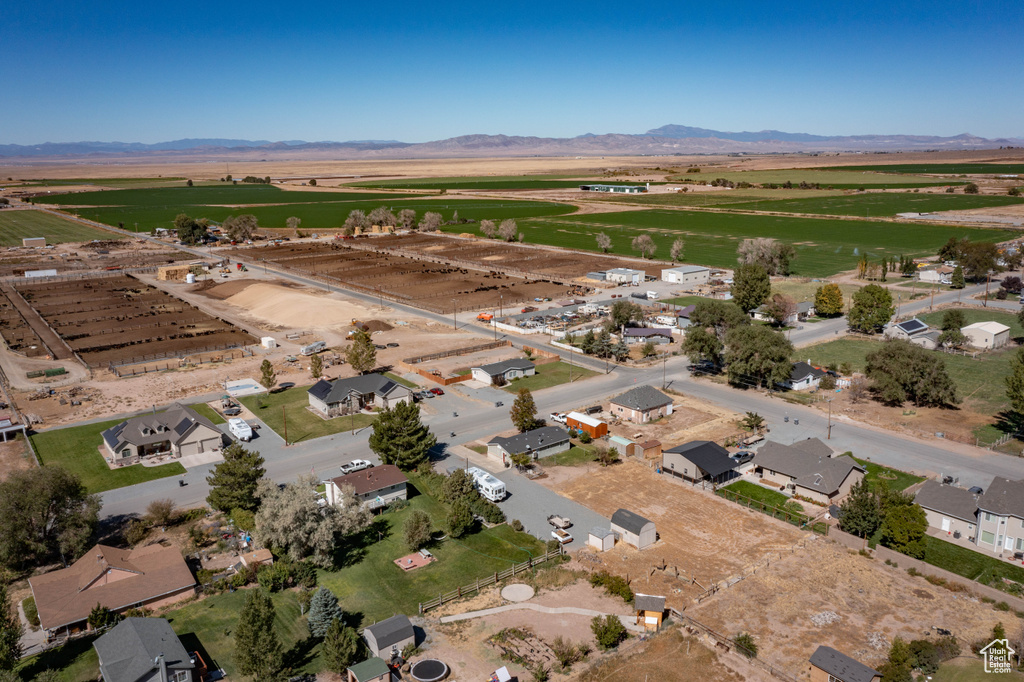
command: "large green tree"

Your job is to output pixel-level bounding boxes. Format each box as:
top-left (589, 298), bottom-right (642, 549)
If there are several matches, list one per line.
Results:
top-left (174, 213), bottom-right (207, 245)
top-left (368, 401), bottom-right (436, 470)
top-left (880, 504), bottom-right (928, 558)
top-left (403, 510), bottom-right (432, 551)
top-left (222, 214), bottom-right (258, 242)
top-left (307, 587), bottom-right (344, 638)
top-left (0, 581), bottom-right (22, 670)
top-left (234, 589), bottom-right (283, 681)
top-left (608, 301), bottom-right (644, 330)
top-left (814, 283), bottom-right (844, 318)
top-left (731, 263), bottom-right (771, 313)
top-left (259, 359), bottom-right (277, 391)
top-left (848, 284), bottom-right (894, 334)
top-left (960, 241), bottom-right (1001, 281)
top-left (510, 388), bottom-right (539, 433)
top-left (838, 480), bottom-right (881, 538)
top-left (724, 325), bottom-right (794, 388)
top-left (950, 265), bottom-right (965, 289)
top-left (447, 498), bottom-right (474, 538)
top-left (1006, 348), bottom-right (1024, 426)
top-left (206, 442), bottom-right (266, 513)
top-left (865, 340), bottom-right (960, 407)
top-left (346, 330), bottom-right (377, 374)
top-left (880, 637), bottom-right (914, 682)
top-left (322, 619), bottom-right (362, 674)
top-left (682, 300), bottom-right (749, 366)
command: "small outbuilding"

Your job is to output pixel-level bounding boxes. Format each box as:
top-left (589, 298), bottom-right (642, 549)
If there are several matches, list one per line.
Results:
top-left (610, 508), bottom-right (656, 549)
top-left (565, 411), bottom-right (608, 439)
top-left (22, 237), bottom-right (47, 248)
top-left (588, 527), bottom-right (615, 552)
top-left (808, 646), bottom-right (881, 682)
top-left (347, 657), bottom-right (394, 682)
top-left (628, 439), bottom-right (662, 460)
top-left (634, 593), bottom-right (666, 631)
top-left (362, 614), bottom-right (415, 659)
top-left (604, 268), bottom-right (645, 285)
top-left (961, 321), bottom-right (1010, 350)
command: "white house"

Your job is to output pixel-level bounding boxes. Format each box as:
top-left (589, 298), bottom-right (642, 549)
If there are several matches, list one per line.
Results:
top-left (919, 265), bottom-right (954, 284)
top-left (961, 321), bottom-right (1010, 350)
top-left (661, 265), bottom-right (710, 285)
top-left (781, 361), bottom-right (826, 391)
top-left (884, 318), bottom-right (940, 350)
top-left (470, 359), bottom-right (535, 385)
top-left (605, 268), bottom-right (644, 285)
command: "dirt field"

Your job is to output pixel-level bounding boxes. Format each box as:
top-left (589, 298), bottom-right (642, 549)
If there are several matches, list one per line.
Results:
top-left (0, 238), bottom-right (187, 278)
top-left (0, 437), bottom-right (33, 481)
top-left (548, 460), bottom-right (805, 609)
top-left (604, 388), bottom-right (741, 448)
top-left (691, 539), bottom-right (1011, 677)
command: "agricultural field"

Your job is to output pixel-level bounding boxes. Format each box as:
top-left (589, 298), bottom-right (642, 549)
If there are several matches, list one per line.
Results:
top-left (18, 177), bottom-right (190, 188)
top-left (670, 168), bottom-right (967, 189)
top-left (724, 193), bottom-right (1024, 217)
top-left (483, 209), bottom-right (1015, 278)
top-left (832, 163), bottom-right (1024, 175)
top-left (347, 174), bottom-right (646, 190)
top-left (0, 210), bottom-right (122, 246)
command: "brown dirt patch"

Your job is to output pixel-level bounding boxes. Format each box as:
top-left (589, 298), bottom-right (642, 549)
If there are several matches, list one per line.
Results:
top-left (0, 437), bottom-right (33, 481)
top-left (194, 280), bottom-right (256, 299)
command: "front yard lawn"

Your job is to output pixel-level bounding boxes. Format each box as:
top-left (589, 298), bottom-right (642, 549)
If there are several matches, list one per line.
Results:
top-left (923, 535), bottom-right (1024, 592)
top-left (240, 386), bottom-right (376, 443)
top-left (502, 361), bottom-right (598, 392)
top-left (851, 456), bottom-right (924, 492)
top-left (537, 445), bottom-right (596, 467)
top-left (29, 418), bottom-right (185, 494)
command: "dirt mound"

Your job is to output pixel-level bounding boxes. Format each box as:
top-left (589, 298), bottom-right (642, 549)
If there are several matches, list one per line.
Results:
top-left (223, 282), bottom-right (371, 329)
top-left (197, 280), bottom-right (256, 299)
top-left (363, 320), bottom-right (393, 332)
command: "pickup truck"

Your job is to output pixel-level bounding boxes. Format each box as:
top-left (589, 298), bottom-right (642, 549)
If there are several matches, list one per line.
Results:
top-left (551, 528), bottom-right (573, 544)
top-left (547, 514), bottom-right (572, 529)
top-left (339, 459), bottom-right (373, 475)
top-left (549, 413), bottom-right (567, 425)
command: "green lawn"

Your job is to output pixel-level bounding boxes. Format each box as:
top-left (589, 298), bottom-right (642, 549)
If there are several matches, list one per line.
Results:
top-left (720, 480), bottom-right (797, 510)
top-left (661, 295), bottom-right (710, 307)
top-left (923, 535), bottom-right (1024, 593)
top-left (932, 656), bottom-right (1024, 682)
top-left (17, 632), bottom-right (100, 682)
top-left (29, 418), bottom-right (185, 494)
top-left (347, 174), bottom-right (653, 190)
top-left (0, 211), bottom-right (123, 246)
top-left (723, 193), bottom-right (1024, 217)
top-left (537, 445), bottom-right (596, 467)
top-left (918, 308), bottom-right (1024, 341)
top-left (383, 372), bottom-right (419, 389)
top-left (239, 386), bottom-right (376, 443)
top-left (851, 457), bottom-right (924, 492)
top-left (502, 361), bottom-right (598, 393)
top-left (189, 403), bottom-right (226, 424)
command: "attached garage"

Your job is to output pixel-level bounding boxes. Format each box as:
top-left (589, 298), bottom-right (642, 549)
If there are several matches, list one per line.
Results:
top-left (610, 508), bottom-right (656, 549)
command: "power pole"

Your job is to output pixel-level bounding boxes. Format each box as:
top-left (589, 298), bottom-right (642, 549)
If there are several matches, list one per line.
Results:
top-left (827, 400), bottom-right (833, 440)
top-left (930, 285), bottom-right (935, 312)
top-left (282, 406), bottom-right (288, 446)
top-left (984, 272), bottom-right (991, 307)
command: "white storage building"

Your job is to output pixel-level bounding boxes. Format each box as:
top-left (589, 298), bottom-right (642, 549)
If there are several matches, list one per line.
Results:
top-left (661, 265), bottom-right (710, 285)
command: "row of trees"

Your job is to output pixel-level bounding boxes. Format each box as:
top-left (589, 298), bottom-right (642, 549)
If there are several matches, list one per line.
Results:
top-left (839, 480), bottom-right (928, 558)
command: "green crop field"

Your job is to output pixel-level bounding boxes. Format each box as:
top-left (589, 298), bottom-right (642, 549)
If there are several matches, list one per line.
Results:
top-left (721, 193), bottom-right (1024, 217)
top-left (831, 163), bottom-right (1024, 175)
top-left (37, 185), bottom-right (419, 207)
top-left (347, 174), bottom-right (636, 190)
top-left (0, 210), bottom-right (122, 246)
top-left (20, 177), bottom-right (189, 188)
top-left (452, 209), bottom-right (1015, 278)
top-left (669, 168), bottom-right (966, 189)
top-left (591, 188), bottom-right (847, 208)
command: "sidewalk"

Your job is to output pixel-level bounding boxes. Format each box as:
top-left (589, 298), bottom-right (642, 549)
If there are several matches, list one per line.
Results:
top-left (17, 600), bottom-right (46, 659)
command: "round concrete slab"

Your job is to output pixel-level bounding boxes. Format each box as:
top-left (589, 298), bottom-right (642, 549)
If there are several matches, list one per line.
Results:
top-left (501, 583), bottom-right (535, 602)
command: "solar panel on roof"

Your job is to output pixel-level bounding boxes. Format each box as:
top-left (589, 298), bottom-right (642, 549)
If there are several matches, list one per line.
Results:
top-left (899, 319), bottom-right (926, 332)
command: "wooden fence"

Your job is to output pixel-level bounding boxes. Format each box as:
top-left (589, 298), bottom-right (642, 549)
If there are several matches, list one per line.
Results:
top-left (108, 345), bottom-right (253, 376)
top-left (418, 547), bottom-right (563, 614)
top-left (715, 487), bottom-right (829, 535)
top-left (671, 608), bottom-right (801, 682)
top-left (402, 340), bottom-right (510, 365)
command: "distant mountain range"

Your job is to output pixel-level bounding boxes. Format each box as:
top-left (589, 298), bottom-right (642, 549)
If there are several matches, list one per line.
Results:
top-left (2, 126), bottom-right (1021, 159)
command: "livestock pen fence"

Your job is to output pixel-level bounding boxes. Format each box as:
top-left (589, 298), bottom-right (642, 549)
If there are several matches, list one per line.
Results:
top-left (107, 345), bottom-right (255, 376)
top-left (418, 547), bottom-right (564, 614)
top-left (3, 266), bottom-right (160, 285)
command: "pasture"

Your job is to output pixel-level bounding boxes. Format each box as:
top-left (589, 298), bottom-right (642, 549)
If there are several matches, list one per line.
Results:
top-left (832, 163), bottom-right (1024, 175)
top-left (669, 168), bottom-right (966, 189)
top-left (724, 192), bottom-right (1024, 217)
top-left (0, 210), bottom-right (122, 245)
top-left (461, 209), bottom-right (1016, 278)
top-left (348, 174), bottom-right (609, 190)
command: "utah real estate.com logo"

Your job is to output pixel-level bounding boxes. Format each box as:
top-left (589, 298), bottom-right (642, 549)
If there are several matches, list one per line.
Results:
top-left (981, 638), bottom-right (1015, 674)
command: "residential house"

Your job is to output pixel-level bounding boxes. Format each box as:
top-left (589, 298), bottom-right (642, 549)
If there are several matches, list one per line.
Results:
top-left (326, 464), bottom-right (408, 510)
top-left (363, 614), bottom-right (415, 658)
top-left (610, 508), bottom-right (656, 549)
top-left (94, 618), bottom-right (198, 682)
top-left (751, 301), bottom-right (815, 326)
top-left (661, 265), bottom-right (710, 285)
top-left (488, 426), bottom-right (570, 462)
top-left (782, 361), bottom-right (826, 391)
top-left (470, 359), bottom-right (535, 385)
top-left (884, 318), bottom-right (940, 350)
top-left (676, 304), bottom-right (696, 329)
top-left (662, 441), bottom-right (736, 485)
top-left (101, 403), bottom-right (225, 464)
top-left (565, 411), bottom-right (608, 439)
top-left (29, 544), bottom-right (196, 636)
top-left (609, 385), bottom-right (673, 423)
top-left (808, 647), bottom-right (881, 682)
top-left (347, 658), bottom-right (393, 682)
top-left (622, 328), bottom-right (673, 345)
top-left (753, 439), bottom-right (865, 504)
top-left (961, 321), bottom-right (1010, 350)
top-left (975, 477), bottom-right (1024, 554)
top-left (914, 480), bottom-right (979, 540)
top-left (604, 268), bottom-right (644, 285)
top-left (919, 265), bottom-right (954, 284)
top-left (634, 593), bottom-right (666, 631)
top-left (307, 374), bottom-right (412, 418)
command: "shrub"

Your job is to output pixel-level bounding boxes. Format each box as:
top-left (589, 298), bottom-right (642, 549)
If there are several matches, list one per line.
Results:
top-left (511, 519), bottom-right (524, 532)
top-left (906, 567), bottom-right (921, 577)
top-left (403, 510), bottom-right (432, 551)
top-left (982, 596), bottom-right (996, 604)
top-left (591, 615), bottom-right (627, 650)
top-left (125, 519), bottom-right (150, 546)
top-left (909, 639), bottom-right (941, 674)
top-left (995, 601), bottom-right (1011, 612)
top-left (22, 597), bottom-right (39, 627)
top-left (469, 496), bottom-right (506, 524)
top-left (531, 664), bottom-right (549, 682)
top-left (230, 572), bottom-right (248, 588)
top-left (578, 431), bottom-right (592, 444)
top-left (735, 633), bottom-right (758, 658)
top-left (589, 571), bottom-right (633, 603)
top-left (924, 575), bottom-right (947, 586)
top-left (146, 499), bottom-right (177, 526)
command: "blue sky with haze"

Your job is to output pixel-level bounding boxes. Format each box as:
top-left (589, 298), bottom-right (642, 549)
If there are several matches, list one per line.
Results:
top-left (3, 1), bottom-right (1021, 144)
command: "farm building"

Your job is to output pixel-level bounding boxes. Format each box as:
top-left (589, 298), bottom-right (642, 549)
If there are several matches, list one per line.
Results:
top-left (362, 614), bottom-right (415, 658)
top-left (753, 440), bottom-right (864, 505)
top-left (781, 361), bottom-right (826, 391)
top-left (588, 527), bottom-right (615, 552)
top-left (22, 237), bottom-right (46, 248)
top-left (610, 508), bottom-right (656, 549)
top-left (25, 269), bottom-right (58, 278)
top-left (961, 321), bottom-right (1010, 350)
top-left (326, 465), bottom-right (408, 511)
top-left (488, 425), bottom-right (570, 462)
top-left (628, 439), bottom-right (662, 460)
top-left (565, 411), bottom-right (608, 439)
top-left (676, 304), bottom-right (696, 329)
top-left (347, 658), bottom-right (393, 682)
top-left (308, 375), bottom-right (412, 417)
top-left (661, 265), bottom-right (710, 285)
top-left (101, 403), bottom-right (225, 464)
top-left (622, 328), bottom-right (673, 344)
top-left (634, 593), bottom-right (666, 631)
top-left (808, 646), bottom-right (880, 682)
top-left (94, 618), bottom-right (198, 682)
top-left (609, 385), bottom-right (673, 423)
top-left (586, 271), bottom-right (607, 282)
top-left (883, 318), bottom-right (940, 350)
top-left (604, 268), bottom-right (644, 285)
top-left (662, 441), bottom-right (736, 485)
top-left (579, 184), bottom-right (647, 194)
top-left (470, 358), bottom-right (535, 385)
top-left (913, 480), bottom-right (979, 540)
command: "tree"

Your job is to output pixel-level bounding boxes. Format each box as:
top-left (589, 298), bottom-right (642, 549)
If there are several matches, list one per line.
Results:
top-left (146, 499), bottom-right (176, 526)
top-left (737, 237), bottom-right (795, 275)
top-left (447, 498), bottom-right (474, 538)
top-left (593, 329), bottom-right (613, 358)
top-left (441, 469), bottom-right (476, 504)
top-left (670, 238), bottom-right (685, 262)
top-left (206, 442), bottom-right (266, 513)
top-left (641, 340), bottom-right (657, 357)
top-left (609, 301), bottom-right (644, 330)
top-left (814, 283), bottom-right (844, 318)
top-left (762, 293), bottom-right (797, 326)
top-left (611, 338), bottom-right (630, 361)
top-left (739, 412), bottom-right (765, 433)
top-left (951, 265), bottom-right (965, 289)
top-left (322, 618), bottom-right (362, 674)
top-left (865, 340), bottom-right (960, 407)
top-left (1002, 276), bottom-right (1023, 295)
top-left (590, 615), bottom-right (627, 650)
top-left (961, 241), bottom-right (1001, 281)
top-left (880, 637), bottom-right (914, 682)
top-left (731, 263), bottom-right (771, 313)
top-left (938, 236), bottom-right (966, 262)
top-left (307, 587), bottom-right (344, 638)
top-left (848, 284), bottom-right (894, 334)
top-left (367, 206), bottom-right (396, 228)
top-left (186, 179), bottom-right (194, 187)
top-left (398, 209), bottom-right (417, 230)
top-left (631, 234), bottom-right (656, 259)
top-left (580, 329), bottom-right (596, 355)
top-left (255, 476), bottom-right (371, 567)
top-left (734, 633), bottom-right (758, 659)
top-left (0, 466), bottom-right (100, 569)
top-left (309, 353), bottom-right (323, 379)
top-left (403, 510), bottom-right (432, 551)
top-left (509, 452), bottom-right (532, 471)
top-left (234, 589), bottom-right (283, 681)
top-left (419, 212), bottom-right (442, 232)
top-left (223, 214), bottom-right (258, 242)
top-left (595, 446), bottom-right (620, 467)
top-left (941, 309), bottom-right (966, 331)
top-left (343, 209), bottom-right (369, 233)
top-left (174, 213), bottom-right (207, 245)
top-left (1006, 348), bottom-right (1024, 425)
top-left (596, 232), bottom-right (611, 253)
top-left (0, 581), bottom-right (22, 670)
top-left (498, 219), bottom-right (518, 241)
top-left (963, 182), bottom-right (980, 194)
top-left (691, 300), bottom-right (749, 340)
top-left (880, 258), bottom-right (888, 282)
top-left (510, 388), bottom-right (539, 432)
top-left (259, 359), bottom-right (277, 391)
top-left (286, 216), bottom-right (301, 233)
top-left (368, 401), bottom-right (437, 470)
top-left (724, 325), bottom-right (794, 388)
top-left (308, 178), bottom-right (317, 186)
top-left (345, 329), bottom-right (377, 374)
top-left (838, 480), bottom-right (881, 538)
top-left (480, 219), bottom-right (496, 238)
top-left (87, 603), bottom-right (121, 630)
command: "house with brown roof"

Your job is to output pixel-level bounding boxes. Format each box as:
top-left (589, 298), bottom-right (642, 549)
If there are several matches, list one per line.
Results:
top-left (326, 464), bottom-right (408, 511)
top-left (753, 439), bottom-right (864, 505)
top-left (29, 544), bottom-right (196, 637)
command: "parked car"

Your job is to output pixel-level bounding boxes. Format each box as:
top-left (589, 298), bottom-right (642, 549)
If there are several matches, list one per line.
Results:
top-left (551, 528), bottom-right (573, 544)
top-left (430, 388), bottom-right (445, 396)
top-left (730, 451), bottom-right (755, 465)
top-left (423, 390), bottom-right (436, 399)
top-left (547, 514), bottom-right (572, 529)
top-left (968, 486), bottom-right (984, 495)
top-left (339, 459), bottom-right (373, 475)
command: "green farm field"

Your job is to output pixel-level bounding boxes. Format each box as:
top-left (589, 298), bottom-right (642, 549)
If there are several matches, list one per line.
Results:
top-left (36, 185), bottom-right (413, 207)
top-left (832, 163), bottom-right (1024, 175)
top-left (458, 209), bottom-right (1015, 278)
top-left (723, 193), bottom-right (1024, 217)
top-left (347, 174), bottom-right (637, 190)
top-left (670, 168), bottom-right (966, 189)
top-left (591, 188), bottom-right (846, 208)
top-left (0, 211), bottom-right (122, 245)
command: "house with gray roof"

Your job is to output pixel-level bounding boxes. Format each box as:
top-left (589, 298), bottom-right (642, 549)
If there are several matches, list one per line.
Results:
top-left (362, 614), bottom-right (415, 658)
top-left (976, 477), bottom-right (1024, 554)
top-left (94, 618), bottom-right (197, 682)
top-left (610, 508), bottom-right (656, 549)
top-left (470, 358), bottom-right (535, 386)
top-left (753, 440), bottom-right (865, 504)
top-left (884, 317), bottom-right (939, 349)
top-left (781, 361), bottom-right (826, 391)
top-left (622, 328), bottom-right (674, 344)
top-left (609, 385), bottom-right (673, 423)
top-left (488, 426), bottom-right (570, 461)
top-left (662, 441), bottom-right (736, 485)
top-left (101, 403), bottom-right (225, 464)
top-left (914, 480), bottom-right (980, 541)
top-left (676, 304), bottom-right (696, 329)
top-left (308, 374), bottom-right (412, 418)
top-left (808, 646), bottom-right (881, 682)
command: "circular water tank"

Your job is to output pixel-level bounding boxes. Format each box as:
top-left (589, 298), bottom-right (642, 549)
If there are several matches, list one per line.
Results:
top-left (410, 659), bottom-right (448, 682)
top-left (185, 273), bottom-right (196, 284)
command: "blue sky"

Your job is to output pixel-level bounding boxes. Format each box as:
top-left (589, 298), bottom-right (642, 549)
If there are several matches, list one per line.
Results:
top-left (2, 1), bottom-right (1021, 144)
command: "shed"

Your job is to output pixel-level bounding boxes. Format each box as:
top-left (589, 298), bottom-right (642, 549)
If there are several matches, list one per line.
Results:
top-left (808, 646), bottom-right (881, 682)
top-left (347, 657), bottom-right (394, 682)
top-left (634, 593), bottom-right (666, 631)
top-left (604, 268), bottom-right (645, 285)
top-left (362, 614), bottom-right (415, 658)
top-left (961, 321), bottom-right (1010, 350)
top-left (22, 237), bottom-right (46, 248)
top-left (588, 527), bottom-right (615, 552)
top-left (261, 337), bottom-right (277, 349)
top-left (608, 435), bottom-right (633, 453)
top-left (565, 411), bottom-right (608, 439)
top-left (628, 439), bottom-right (662, 460)
top-left (610, 508), bottom-right (656, 549)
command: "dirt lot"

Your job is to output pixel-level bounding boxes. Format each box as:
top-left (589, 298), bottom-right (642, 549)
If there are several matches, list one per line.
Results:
top-left (0, 437), bottom-right (33, 481)
top-left (546, 460), bottom-right (805, 609)
top-left (691, 538), bottom-right (1010, 677)
top-left (0, 238), bottom-right (188, 278)
top-left (604, 388), bottom-right (741, 449)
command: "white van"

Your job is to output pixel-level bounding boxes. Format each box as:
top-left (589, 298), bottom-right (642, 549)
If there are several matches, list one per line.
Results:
top-left (467, 466), bottom-right (507, 502)
top-left (300, 340), bottom-right (326, 356)
top-left (228, 418), bottom-right (253, 442)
